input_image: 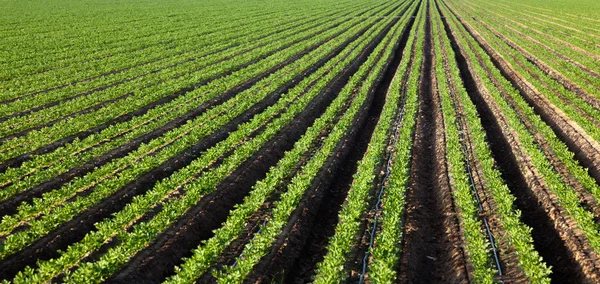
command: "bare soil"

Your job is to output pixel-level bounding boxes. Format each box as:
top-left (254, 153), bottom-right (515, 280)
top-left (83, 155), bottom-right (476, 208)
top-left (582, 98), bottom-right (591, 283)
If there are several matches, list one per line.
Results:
top-left (398, 3), bottom-right (467, 282)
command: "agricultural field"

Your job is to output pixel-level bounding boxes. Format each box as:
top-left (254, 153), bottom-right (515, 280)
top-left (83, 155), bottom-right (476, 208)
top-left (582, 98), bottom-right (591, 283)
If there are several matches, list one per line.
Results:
top-left (0, 0), bottom-right (599, 282)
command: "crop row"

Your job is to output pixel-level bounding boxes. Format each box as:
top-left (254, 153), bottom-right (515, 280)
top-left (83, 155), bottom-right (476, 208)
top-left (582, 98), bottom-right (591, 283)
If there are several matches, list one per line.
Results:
top-left (0, 2), bottom-right (396, 260)
top-left (432, 1), bottom-right (551, 281)
top-left (440, 0), bottom-right (600, 280)
top-left (1, 1), bottom-right (412, 282)
top-left (1, 0), bottom-right (599, 282)
top-left (0, 0), bottom-right (394, 208)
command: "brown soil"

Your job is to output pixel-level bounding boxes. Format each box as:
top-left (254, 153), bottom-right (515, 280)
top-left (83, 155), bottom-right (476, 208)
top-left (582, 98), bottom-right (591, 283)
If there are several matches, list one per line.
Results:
top-left (398, 3), bottom-right (467, 282)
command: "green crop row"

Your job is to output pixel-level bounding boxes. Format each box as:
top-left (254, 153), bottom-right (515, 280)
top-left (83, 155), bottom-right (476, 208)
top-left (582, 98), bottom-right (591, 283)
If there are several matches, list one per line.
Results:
top-left (0, 0), bottom-right (377, 110)
top-left (312, 0), bottom-right (419, 282)
top-left (0, 11), bottom-right (362, 204)
top-left (475, 0), bottom-right (600, 59)
top-left (0, 1), bottom-right (393, 209)
top-left (450, 0), bottom-right (600, 102)
top-left (433, 2), bottom-right (551, 282)
top-left (1, 9), bottom-right (273, 95)
top-left (0, 0), bottom-right (365, 93)
top-left (0, 4), bottom-right (285, 93)
top-left (476, 0), bottom-right (600, 33)
top-left (0, 7), bottom-right (392, 260)
top-left (0, 4), bottom-right (362, 142)
top-left (4, 4), bottom-right (400, 282)
top-left (366, 2), bottom-right (424, 281)
top-left (441, 0), bottom-right (600, 260)
top-left (29, 5), bottom-right (400, 283)
top-left (164, 4), bottom-right (415, 282)
top-left (0, 8), bottom-right (332, 119)
top-left (211, 5), bottom-right (415, 283)
top-left (0, 2), bottom-right (269, 68)
top-left (431, 3), bottom-right (496, 282)
top-left (0, 6), bottom-right (368, 161)
top-left (446, 3), bottom-right (600, 211)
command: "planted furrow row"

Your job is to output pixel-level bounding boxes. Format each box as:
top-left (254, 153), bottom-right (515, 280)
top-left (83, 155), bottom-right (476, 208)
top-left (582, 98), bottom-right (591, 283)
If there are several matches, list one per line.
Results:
top-left (106, 3), bottom-right (413, 281)
top-left (2, 0), bottom-right (600, 282)
top-left (449, 0), bottom-right (600, 102)
top-left (0, 1), bottom-right (371, 116)
top-left (0, 1), bottom-right (404, 282)
top-left (433, 2), bottom-right (550, 282)
top-left (439, 0), bottom-right (600, 281)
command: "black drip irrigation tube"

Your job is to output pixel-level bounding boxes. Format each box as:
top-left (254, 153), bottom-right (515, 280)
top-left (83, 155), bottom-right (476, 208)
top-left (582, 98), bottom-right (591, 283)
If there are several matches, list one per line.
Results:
top-left (358, 68), bottom-right (410, 284)
top-left (231, 219), bottom-right (268, 268)
top-left (229, 141), bottom-right (325, 269)
top-left (437, 0), bottom-right (505, 277)
top-left (444, 69), bottom-right (504, 280)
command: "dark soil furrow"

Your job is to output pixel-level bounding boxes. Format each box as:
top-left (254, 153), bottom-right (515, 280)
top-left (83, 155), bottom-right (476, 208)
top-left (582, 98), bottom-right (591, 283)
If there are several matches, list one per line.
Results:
top-left (285, 4), bottom-right (418, 282)
top-left (398, 3), bottom-right (461, 282)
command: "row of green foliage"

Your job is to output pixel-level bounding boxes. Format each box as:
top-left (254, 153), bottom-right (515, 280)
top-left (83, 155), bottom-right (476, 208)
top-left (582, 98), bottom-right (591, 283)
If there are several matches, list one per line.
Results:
top-left (431, 3), bottom-right (496, 282)
top-left (0, 7), bottom-right (388, 261)
top-left (0, 0), bottom-right (382, 206)
top-left (210, 5), bottom-right (416, 283)
top-left (451, 0), bottom-right (600, 108)
top-left (0, 2), bottom-right (275, 80)
top-left (473, 0), bottom-right (600, 65)
top-left (0, 9), bottom-right (343, 136)
top-left (0, 7), bottom-right (302, 108)
top-left (6, 4), bottom-right (401, 283)
top-left (447, 1), bottom-right (600, 215)
top-left (475, 0), bottom-right (600, 31)
top-left (0, 0), bottom-right (370, 95)
top-left (367, 2), bottom-right (424, 281)
top-left (433, 2), bottom-right (551, 281)
top-left (163, 5), bottom-right (413, 282)
top-left (0, 5), bottom-right (373, 162)
top-left (312, 0), bottom-right (419, 282)
top-left (441, 0), bottom-right (600, 260)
